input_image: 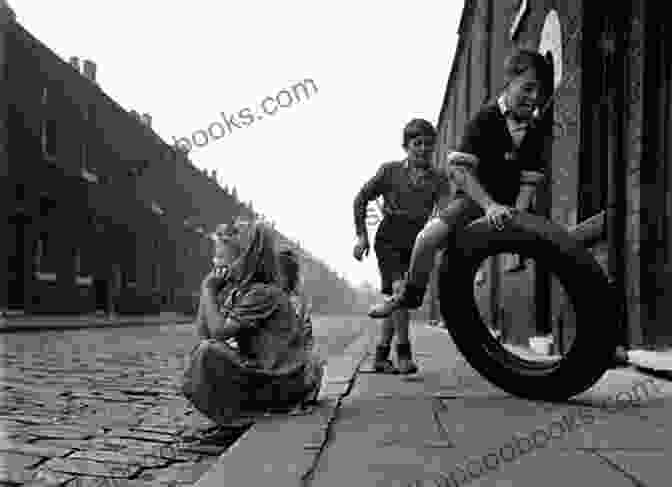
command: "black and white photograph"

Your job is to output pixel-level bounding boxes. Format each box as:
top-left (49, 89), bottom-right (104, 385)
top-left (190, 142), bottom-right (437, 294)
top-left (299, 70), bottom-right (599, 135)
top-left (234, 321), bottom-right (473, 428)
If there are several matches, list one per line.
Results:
top-left (1, 1), bottom-right (670, 486)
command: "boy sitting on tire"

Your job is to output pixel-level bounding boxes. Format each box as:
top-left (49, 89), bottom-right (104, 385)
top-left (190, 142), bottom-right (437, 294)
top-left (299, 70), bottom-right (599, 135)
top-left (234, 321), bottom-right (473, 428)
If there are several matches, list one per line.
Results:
top-left (369, 48), bottom-right (552, 319)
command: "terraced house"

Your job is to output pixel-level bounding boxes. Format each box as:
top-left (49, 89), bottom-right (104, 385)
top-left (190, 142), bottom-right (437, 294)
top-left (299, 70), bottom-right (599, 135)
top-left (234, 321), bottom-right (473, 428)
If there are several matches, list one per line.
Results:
top-left (0, 10), bottom-right (248, 316)
top-left (0, 3), bottom-right (371, 318)
top-left (430, 0), bottom-right (667, 349)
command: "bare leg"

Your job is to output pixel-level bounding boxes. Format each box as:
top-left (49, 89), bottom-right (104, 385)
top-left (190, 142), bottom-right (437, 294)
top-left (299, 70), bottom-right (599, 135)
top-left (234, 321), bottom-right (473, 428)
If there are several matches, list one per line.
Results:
top-left (369, 198), bottom-right (484, 319)
top-left (394, 308), bottom-right (410, 345)
top-left (379, 315), bottom-right (396, 347)
top-left (394, 307), bottom-right (417, 373)
top-left (406, 218), bottom-right (454, 291)
top-left (373, 279), bottom-right (403, 373)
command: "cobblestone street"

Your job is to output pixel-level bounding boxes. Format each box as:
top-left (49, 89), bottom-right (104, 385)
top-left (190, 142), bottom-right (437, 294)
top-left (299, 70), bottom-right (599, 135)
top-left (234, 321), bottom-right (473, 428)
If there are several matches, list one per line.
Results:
top-left (0, 317), bottom-right (367, 487)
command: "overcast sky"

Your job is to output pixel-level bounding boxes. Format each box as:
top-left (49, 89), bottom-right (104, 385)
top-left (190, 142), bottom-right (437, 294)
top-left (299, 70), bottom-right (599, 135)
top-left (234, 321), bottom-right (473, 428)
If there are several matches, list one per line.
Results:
top-left (13, 0), bottom-right (462, 289)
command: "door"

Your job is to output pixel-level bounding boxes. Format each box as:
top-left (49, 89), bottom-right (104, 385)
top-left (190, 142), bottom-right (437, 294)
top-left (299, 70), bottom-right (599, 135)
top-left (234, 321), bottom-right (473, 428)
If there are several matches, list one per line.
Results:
top-left (7, 214), bottom-right (26, 310)
top-left (642, 5), bottom-right (672, 346)
top-left (94, 277), bottom-right (108, 314)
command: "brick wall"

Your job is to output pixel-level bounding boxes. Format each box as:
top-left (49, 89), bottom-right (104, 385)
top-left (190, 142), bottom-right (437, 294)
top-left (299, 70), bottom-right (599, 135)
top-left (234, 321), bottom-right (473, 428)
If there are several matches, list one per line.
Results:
top-left (2, 22), bottom-right (258, 315)
top-left (0, 5), bottom-right (11, 312)
top-left (624, 4), bottom-right (643, 346)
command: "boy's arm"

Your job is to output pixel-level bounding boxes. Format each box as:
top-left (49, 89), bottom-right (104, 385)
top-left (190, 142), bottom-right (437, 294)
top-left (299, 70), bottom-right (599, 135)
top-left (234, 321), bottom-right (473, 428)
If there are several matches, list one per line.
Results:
top-left (354, 165), bottom-right (387, 239)
top-left (442, 152), bottom-right (496, 211)
top-left (442, 110), bottom-right (499, 211)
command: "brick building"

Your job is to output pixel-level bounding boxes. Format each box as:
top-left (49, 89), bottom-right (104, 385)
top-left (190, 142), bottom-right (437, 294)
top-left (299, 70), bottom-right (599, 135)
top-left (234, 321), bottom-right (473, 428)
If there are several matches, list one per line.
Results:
top-left (0, 11), bottom-right (267, 316)
top-left (431, 1), bottom-right (669, 348)
top-left (0, 6), bottom-right (371, 318)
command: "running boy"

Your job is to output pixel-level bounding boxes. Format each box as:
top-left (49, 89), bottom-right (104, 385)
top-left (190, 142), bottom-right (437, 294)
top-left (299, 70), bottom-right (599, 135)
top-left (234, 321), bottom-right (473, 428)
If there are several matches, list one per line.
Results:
top-left (353, 119), bottom-right (453, 374)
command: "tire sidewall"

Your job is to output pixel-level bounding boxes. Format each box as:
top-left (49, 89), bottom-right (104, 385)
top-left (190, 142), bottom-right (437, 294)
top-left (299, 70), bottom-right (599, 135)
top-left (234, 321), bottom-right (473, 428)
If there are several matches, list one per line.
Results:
top-left (439, 213), bottom-right (615, 401)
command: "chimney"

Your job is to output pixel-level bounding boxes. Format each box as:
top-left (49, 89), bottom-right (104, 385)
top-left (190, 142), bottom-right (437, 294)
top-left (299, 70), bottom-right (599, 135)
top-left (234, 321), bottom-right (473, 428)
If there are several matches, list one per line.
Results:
top-left (82, 59), bottom-right (97, 82)
top-left (1, 1), bottom-right (16, 22)
top-left (69, 56), bottom-right (80, 72)
top-left (129, 110), bottom-right (141, 122)
top-left (141, 113), bottom-right (152, 127)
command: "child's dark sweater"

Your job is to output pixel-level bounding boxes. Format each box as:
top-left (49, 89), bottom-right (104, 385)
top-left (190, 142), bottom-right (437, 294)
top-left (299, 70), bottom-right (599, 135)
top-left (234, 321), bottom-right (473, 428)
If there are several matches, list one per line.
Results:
top-left (353, 160), bottom-right (452, 249)
top-left (457, 102), bottom-right (546, 207)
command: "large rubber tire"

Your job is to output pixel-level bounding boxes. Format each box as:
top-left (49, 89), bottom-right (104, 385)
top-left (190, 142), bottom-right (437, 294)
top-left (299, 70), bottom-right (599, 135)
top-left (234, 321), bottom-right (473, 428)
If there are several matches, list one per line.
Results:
top-left (439, 211), bottom-right (617, 401)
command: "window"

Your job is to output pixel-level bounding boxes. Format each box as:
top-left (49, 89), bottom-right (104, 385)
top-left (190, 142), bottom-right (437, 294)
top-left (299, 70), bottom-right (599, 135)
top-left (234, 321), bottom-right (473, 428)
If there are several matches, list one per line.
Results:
top-left (39, 196), bottom-right (55, 218)
top-left (122, 268), bottom-right (137, 289)
top-left (81, 142), bottom-right (88, 169)
top-left (74, 248), bottom-right (81, 275)
top-left (33, 235), bottom-right (45, 273)
top-left (41, 119), bottom-right (57, 160)
top-left (41, 88), bottom-right (56, 160)
top-left (152, 262), bottom-right (161, 290)
top-left (33, 232), bottom-right (55, 275)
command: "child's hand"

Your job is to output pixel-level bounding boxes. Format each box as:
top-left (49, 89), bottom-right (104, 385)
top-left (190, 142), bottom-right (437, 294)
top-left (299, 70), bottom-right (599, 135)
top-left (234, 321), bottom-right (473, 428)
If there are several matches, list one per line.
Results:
top-left (353, 236), bottom-right (370, 261)
top-left (204, 273), bottom-right (228, 293)
top-left (485, 203), bottom-right (515, 231)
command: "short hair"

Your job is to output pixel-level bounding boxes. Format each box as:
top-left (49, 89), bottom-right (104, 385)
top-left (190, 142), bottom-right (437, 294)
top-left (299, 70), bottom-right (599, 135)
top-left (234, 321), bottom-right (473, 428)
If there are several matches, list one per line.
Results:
top-left (503, 49), bottom-right (553, 96)
top-left (402, 118), bottom-right (437, 149)
top-left (277, 247), bottom-right (300, 293)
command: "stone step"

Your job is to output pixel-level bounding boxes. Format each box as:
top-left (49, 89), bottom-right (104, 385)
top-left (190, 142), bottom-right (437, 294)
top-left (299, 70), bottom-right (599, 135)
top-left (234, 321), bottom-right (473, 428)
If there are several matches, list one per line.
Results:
top-left (0, 439), bottom-right (74, 458)
top-left (66, 449), bottom-right (165, 468)
top-left (23, 425), bottom-right (100, 440)
top-left (39, 458), bottom-right (141, 478)
top-left (102, 428), bottom-right (176, 443)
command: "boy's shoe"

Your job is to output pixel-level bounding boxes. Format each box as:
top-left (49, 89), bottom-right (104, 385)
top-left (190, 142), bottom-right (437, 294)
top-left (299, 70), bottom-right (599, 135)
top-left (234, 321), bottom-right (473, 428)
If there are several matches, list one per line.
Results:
top-left (368, 283), bottom-right (425, 319)
top-left (373, 345), bottom-right (399, 374)
top-left (396, 342), bottom-right (419, 374)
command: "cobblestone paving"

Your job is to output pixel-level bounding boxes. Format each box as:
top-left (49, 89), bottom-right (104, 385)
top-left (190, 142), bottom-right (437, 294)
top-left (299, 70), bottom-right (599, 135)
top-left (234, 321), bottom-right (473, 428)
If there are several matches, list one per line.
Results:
top-left (0, 323), bottom-right (252, 487)
top-left (0, 317), bottom-right (367, 487)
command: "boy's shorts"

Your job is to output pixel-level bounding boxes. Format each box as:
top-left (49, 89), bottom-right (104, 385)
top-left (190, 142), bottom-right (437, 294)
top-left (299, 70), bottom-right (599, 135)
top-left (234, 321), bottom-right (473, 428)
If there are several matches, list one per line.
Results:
top-left (374, 197), bottom-right (485, 296)
top-left (373, 240), bottom-right (413, 296)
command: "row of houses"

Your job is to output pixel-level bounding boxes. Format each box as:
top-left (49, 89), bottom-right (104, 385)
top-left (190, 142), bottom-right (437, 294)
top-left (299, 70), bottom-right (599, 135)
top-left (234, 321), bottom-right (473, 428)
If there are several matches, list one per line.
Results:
top-left (0, 3), bottom-right (368, 317)
top-left (428, 0), bottom-right (669, 350)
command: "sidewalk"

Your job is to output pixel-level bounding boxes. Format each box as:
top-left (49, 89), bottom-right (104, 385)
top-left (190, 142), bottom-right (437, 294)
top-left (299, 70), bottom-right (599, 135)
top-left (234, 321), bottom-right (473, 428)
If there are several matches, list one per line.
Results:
top-left (197, 323), bottom-right (672, 487)
top-left (0, 311), bottom-right (194, 332)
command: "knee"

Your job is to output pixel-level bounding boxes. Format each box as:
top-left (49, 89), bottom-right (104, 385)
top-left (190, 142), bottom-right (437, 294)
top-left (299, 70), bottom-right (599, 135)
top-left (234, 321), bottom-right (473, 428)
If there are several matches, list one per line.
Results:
top-left (418, 220), bottom-right (452, 247)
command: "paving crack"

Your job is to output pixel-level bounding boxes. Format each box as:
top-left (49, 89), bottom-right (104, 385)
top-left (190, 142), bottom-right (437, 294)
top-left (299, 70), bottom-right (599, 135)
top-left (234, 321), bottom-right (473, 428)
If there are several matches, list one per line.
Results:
top-left (299, 345), bottom-right (372, 487)
top-left (430, 397), bottom-right (455, 447)
top-left (588, 449), bottom-right (650, 487)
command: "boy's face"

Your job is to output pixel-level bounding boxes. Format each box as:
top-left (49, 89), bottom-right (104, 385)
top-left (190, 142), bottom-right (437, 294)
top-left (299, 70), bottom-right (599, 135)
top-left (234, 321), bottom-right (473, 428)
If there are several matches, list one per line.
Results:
top-left (406, 135), bottom-right (436, 165)
top-left (505, 67), bottom-right (546, 120)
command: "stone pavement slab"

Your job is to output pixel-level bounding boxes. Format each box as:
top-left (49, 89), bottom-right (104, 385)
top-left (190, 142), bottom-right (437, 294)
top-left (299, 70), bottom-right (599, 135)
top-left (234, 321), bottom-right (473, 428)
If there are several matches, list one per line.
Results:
top-left (307, 324), bottom-right (672, 487)
top-left (598, 450), bottom-right (669, 487)
top-left (38, 458), bottom-right (142, 478)
top-left (193, 410), bottom-right (326, 487)
top-left (194, 325), bottom-right (377, 487)
top-left (0, 439), bottom-right (73, 458)
top-left (457, 449), bottom-right (638, 487)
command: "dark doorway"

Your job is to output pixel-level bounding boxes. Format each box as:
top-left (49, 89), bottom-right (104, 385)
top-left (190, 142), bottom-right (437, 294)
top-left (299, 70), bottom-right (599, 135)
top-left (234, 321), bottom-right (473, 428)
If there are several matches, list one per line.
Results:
top-left (7, 214), bottom-right (26, 310)
top-left (642, 3), bottom-right (672, 346)
top-left (94, 277), bottom-right (109, 314)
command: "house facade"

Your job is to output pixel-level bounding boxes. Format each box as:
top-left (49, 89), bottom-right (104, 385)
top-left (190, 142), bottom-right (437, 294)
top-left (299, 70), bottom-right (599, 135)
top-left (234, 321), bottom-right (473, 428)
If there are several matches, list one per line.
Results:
top-left (0, 6), bottom-right (371, 318)
top-left (431, 0), bottom-right (669, 349)
top-left (0, 11), bottom-right (259, 316)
